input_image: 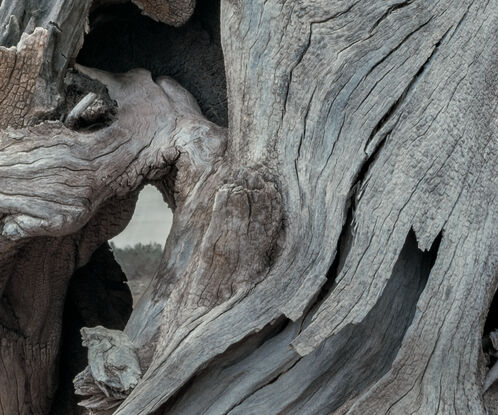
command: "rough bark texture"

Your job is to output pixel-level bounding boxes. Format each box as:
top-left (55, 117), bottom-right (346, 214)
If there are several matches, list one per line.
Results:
top-left (0, 0), bottom-right (496, 414)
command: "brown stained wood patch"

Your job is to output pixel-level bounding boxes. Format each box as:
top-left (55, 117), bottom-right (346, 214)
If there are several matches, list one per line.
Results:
top-left (0, 28), bottom-right (47, 129)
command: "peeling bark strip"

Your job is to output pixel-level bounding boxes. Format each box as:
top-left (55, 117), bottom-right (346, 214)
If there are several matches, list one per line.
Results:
top-left (0, 0), bottom-right (92, 121)
top-left (0, 28), bottom-right (48, 128)
top-left (0, 0), bottom-right (497, 414)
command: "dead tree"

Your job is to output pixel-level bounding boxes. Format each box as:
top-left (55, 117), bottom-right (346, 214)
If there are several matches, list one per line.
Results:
top-left (0, 0), bottom-right (497, 414)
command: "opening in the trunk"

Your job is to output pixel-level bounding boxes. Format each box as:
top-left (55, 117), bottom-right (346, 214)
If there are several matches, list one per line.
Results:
top-left (111, 185), bottom-right (173, 305)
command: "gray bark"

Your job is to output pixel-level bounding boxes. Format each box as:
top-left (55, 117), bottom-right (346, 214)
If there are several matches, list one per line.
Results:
top-left (0, 0), bottom-right (496, 414)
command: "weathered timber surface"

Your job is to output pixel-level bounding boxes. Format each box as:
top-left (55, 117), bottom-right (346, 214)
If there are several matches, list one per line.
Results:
top-left (0, 0), bottom-right (91, 121)
top-left (115, 2), bottom-right (497, 414)
top-left (0, 0), bottom-right (496, 414)
top-left (74, 326), bottom-right (142, 411)
top-left (131, 0), bottom-right (195, 27)
top-left (0, 28), bottom-right (48, 128)
top-left (0, 55), bottom-right (224, 415)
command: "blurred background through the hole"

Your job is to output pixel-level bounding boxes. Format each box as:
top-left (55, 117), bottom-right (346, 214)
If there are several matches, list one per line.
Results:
top-left (111, 185), bottom-right (172, 304)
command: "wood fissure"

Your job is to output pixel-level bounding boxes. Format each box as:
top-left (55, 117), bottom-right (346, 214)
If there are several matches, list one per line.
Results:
top-left (0, 0), bottom-right (496, 413)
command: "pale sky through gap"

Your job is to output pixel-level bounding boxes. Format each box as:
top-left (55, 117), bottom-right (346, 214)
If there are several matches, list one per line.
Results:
top-left (111, 185), bottom-right (173, 248)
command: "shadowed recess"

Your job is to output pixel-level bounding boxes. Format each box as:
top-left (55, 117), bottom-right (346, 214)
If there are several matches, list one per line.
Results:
top-left (51, 244), bottom-right (133, 415)
top-left (484, 287), bottom-right (498, 337)
top-left (276, 228), bottom-right (443, 415)
top-left (76, 0), bottom-right (227, 126)
top-left (483, 286), bottom-right (498, 394)
top-left (51, 183), bottom-right (175, 411)
top-left (157, 229), bottom-right (442, 414)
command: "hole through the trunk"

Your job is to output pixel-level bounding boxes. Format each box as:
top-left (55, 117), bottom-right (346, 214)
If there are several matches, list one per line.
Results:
top-left (111, 185), bottom-right (173, 305)
top-left (53, 185), bottom-right (173, 412)
top-left (52, 2), bottom-right (223, 410)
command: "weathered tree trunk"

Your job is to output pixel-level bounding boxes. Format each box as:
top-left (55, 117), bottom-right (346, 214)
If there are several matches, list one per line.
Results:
top-left (0, 0), bottom-right (497, 414)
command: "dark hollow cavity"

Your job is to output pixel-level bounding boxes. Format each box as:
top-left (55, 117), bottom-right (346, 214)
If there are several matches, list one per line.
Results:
top-left (50, 243), bottom-right (132, 414)
top-left (265, 228), bottom-right (442, 415)
top-left (76, 0), bottom-right (228, 127)
top-left (483, 286), bottom-right (498, 376)
top-left (485, 288), bottom-right (498, 337)
top-left (159, 229), bottom-right (442, 414)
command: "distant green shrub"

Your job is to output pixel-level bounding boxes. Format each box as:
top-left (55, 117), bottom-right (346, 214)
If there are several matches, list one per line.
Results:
top-left (110, 242), bottom-right (163, 281)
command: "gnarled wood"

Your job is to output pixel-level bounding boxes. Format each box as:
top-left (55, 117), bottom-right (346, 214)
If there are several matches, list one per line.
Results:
top-left (0, 0), bottom-right (92, 121)
top-left (75, 326), bottom-right (142, 411)
top-left (0, 61), bottom-right (223, 413)
top-left (0, 0), bottom-right (496, 414)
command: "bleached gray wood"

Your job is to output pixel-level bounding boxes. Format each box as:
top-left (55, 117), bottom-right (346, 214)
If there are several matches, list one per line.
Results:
top-left (0, 42), bottom-right (224, 413)
top-left (0, 0), bottom-right (496, 414)
top-left (74, 326), bottom-right (142, 412)
top-left (116, 2), bottom-right (497, 414)
top-left (163, 230), bottom-right (435, 415)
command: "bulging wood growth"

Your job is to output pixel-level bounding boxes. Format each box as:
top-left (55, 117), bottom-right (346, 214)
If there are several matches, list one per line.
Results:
top-left (0, 0), bottom-right (496, 414)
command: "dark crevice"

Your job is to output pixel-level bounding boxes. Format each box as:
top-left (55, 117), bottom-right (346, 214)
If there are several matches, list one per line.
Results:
top-left (277, 228), bottom-right (442, 414)
top-left (260, 317), bottom-right (291, 345)
top-left (50, 243), bottom-right (133, 415)
top-left (76, 0), bottom-right (227, 126)
top-left (483, 288), bottom-right (498, 376)
top-left (370, 0), bottom-right (415, 32)
top-left (301, 135), bottom-right (382, 325)
top-left (298, 197), bottom-right (354, 331)
top-left (162, 228), bottom-right (444, 414)
top-left (283, 26), bottom-right (312, 113)
top-left (226, 356), bottom-right (303, 413)
top-left (214, 316), bottom-right (291, 370)
top-left (353, 128), bottom-right (389, 195)
top-left (364, 21), bottom-right (451, 150)
top-left (158, 316), bottom-right (292, 414)
top-left (485, 289), bottom-right (498, 337)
